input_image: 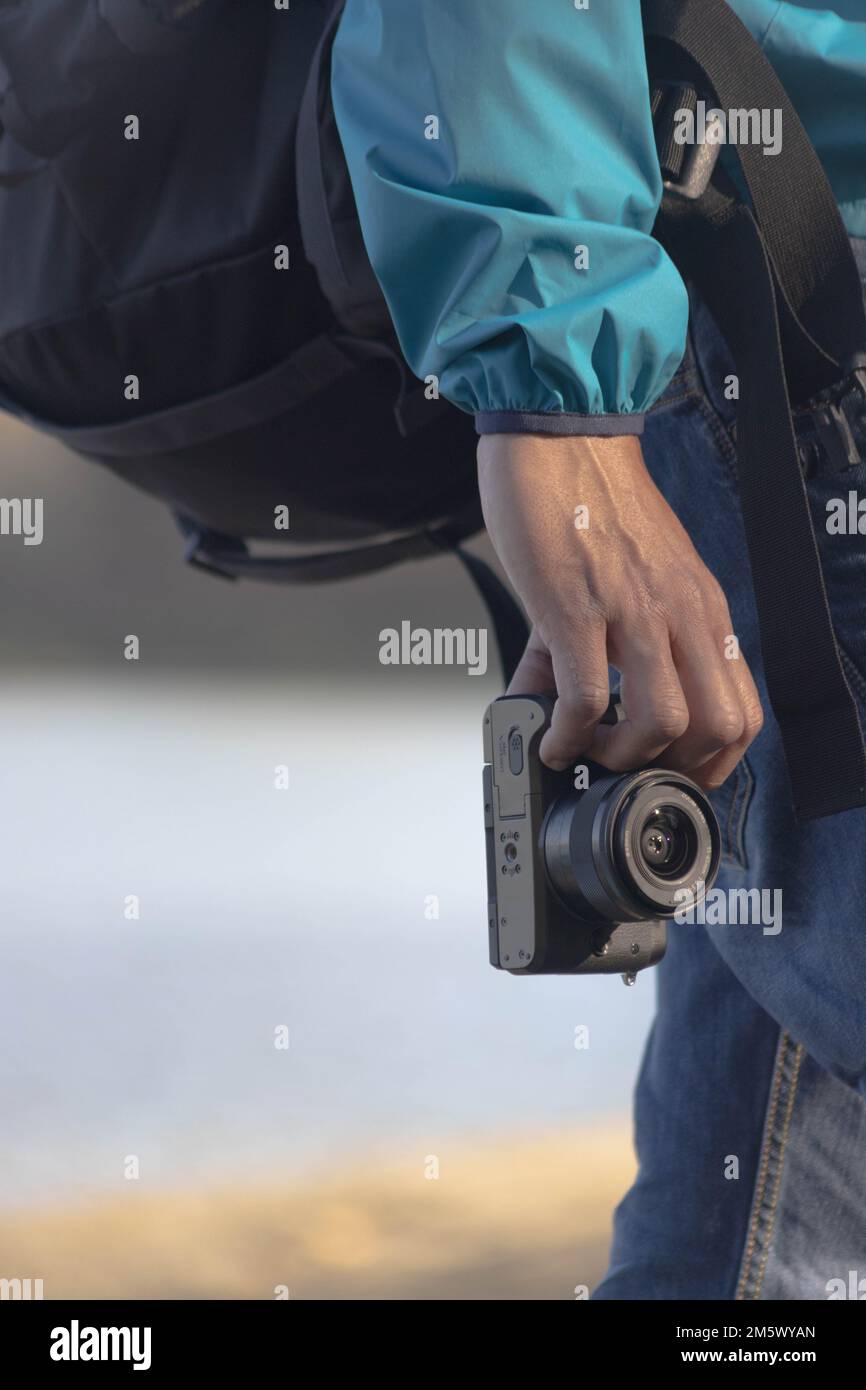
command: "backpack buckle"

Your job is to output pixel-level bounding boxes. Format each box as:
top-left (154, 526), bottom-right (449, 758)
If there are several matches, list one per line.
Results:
top-left (663, 139), bottom-right (721, 201)
top-left (798, 365), bottom-right (866, 477)
top-left (652, 81), bottom-right (721, 202)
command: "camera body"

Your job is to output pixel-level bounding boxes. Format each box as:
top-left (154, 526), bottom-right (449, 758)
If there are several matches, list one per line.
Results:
top-left (483, 695), bottom-right (721, 977)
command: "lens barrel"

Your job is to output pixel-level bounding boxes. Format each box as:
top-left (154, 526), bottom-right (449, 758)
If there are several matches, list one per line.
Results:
top-left (543, 768), bottom-right (720, 923)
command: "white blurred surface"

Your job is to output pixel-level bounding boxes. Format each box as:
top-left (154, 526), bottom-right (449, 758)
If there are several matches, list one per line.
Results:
top-left (0, 678), bottom-right (655, 1209)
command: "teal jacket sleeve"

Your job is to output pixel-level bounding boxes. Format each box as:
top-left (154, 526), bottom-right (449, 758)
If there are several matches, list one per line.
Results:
top-left (331, 0), bottom-right (690, 436)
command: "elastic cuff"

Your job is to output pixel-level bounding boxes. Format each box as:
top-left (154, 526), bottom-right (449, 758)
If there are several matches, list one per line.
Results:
top-left (474, 410), bottom-right (645, 438)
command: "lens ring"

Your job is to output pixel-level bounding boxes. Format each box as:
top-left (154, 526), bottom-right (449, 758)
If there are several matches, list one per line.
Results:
top-left (543, 768), bottom-right (721, 923)
top-left (613, 780), bottom-right (718, 913)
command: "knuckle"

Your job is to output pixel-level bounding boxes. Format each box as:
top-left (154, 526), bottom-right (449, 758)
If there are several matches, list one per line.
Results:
top-left (702, 708), bottom-right (745, 746)
top-left (703, 574), bottom-right (732, 619)
top-left (743, 701), bottom-right (765, 741)
top-left (673, 571), bottom-right (707, 614)
top-left (567, 683), bottom-right (610, 724)
top-left (646, 703), bottom-right (690, 743)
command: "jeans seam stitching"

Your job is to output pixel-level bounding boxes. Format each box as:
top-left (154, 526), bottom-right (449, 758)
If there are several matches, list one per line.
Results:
top-left (719, 755), bottom-right (753, 870)
top-left (735, 1034), bottom-right (804, 1300)
top-left (751, 1043), bottom-right (804, 1300)
top-left (650, 381), bottom-right (701, 411)
top-left (731, 757), bottom-right (754, 870)
top-left (736, 1033), bottom-right (787, 1299)
top-left (724, 766), bottom-right (742, 860)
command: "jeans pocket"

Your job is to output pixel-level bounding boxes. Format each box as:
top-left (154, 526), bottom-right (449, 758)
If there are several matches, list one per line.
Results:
top-left (709, 754), bottom-right (755, 870)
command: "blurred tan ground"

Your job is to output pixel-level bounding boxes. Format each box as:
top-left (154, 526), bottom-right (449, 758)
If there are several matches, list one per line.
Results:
top-left (0, 1126), bottom-right (634, 1300)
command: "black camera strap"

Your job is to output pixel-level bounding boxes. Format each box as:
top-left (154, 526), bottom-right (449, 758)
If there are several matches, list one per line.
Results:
top-left (644, 0), bottom-right (866, 821)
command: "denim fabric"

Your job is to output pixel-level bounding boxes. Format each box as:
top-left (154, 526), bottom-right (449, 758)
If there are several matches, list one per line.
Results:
top-left (594, 240), bottom-right (866, 1300)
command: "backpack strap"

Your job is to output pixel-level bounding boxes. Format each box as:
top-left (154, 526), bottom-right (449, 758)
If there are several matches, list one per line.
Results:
top-left (644, 0), bottom-right (866, 821)
top-left (18, 332), bottom-right (360, 457)
top-left (176, 508), bottom-right (529, 686)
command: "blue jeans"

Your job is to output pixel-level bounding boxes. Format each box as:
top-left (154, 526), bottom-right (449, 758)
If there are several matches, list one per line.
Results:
top-left (594, 240), bottom-right (866, 1301)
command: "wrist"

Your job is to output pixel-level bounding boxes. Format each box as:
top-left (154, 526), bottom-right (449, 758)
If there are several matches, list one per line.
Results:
top-left (477, 432), bottom-right (646, 486)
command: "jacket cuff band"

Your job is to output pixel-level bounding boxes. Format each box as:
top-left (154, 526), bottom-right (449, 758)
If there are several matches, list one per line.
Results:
top-left (474, 410), bottom-right (645, 437)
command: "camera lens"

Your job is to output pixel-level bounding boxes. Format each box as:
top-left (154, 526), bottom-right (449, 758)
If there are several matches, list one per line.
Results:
top-left (543, 768), bottom-right (720, 924)
top-left (614, 781), bottom-right (717, 912)
top-left (638, 806), bottom-right (697, 880)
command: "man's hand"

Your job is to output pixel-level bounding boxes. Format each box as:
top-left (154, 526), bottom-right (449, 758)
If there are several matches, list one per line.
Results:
top-left (477, 432), bottom-right (763, 789)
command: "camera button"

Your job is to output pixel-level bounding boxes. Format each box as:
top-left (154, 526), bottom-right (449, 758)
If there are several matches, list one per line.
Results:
top-left (508, 728), bottom-right (524, 776)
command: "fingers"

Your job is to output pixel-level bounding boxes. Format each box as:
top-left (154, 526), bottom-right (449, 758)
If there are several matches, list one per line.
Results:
top-left (678, 644), bottom-right (764, 789)
top-left (655, 630), bottom-right (745, 770)
top-left (505, 607), bottom-right (764, 787)
top-left (585, 623), bottom-right (689, 770)
top-left (476, 429), bottom-right (765, 787)
top-left (537, 625), bottom-right (611, 771)
top-left (656, 582), bottom-right (764, 785)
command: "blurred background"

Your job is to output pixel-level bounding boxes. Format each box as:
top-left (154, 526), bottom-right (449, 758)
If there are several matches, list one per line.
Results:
top-left (0, 412), bottom-right (655, 1299)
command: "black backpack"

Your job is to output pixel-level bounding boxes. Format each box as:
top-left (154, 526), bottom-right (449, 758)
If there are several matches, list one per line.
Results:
top-left (0, 0), bottom-right (529, 661)
top-left (1, 0), bottom-right (865, 819)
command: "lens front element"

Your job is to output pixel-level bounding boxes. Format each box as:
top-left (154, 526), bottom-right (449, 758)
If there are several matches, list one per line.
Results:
top-left (637, 805), bottom-right (699, 881)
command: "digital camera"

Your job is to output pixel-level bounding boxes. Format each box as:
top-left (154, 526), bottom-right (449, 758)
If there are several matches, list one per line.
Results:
top-left (483, 694), bottom-right (721, 979)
